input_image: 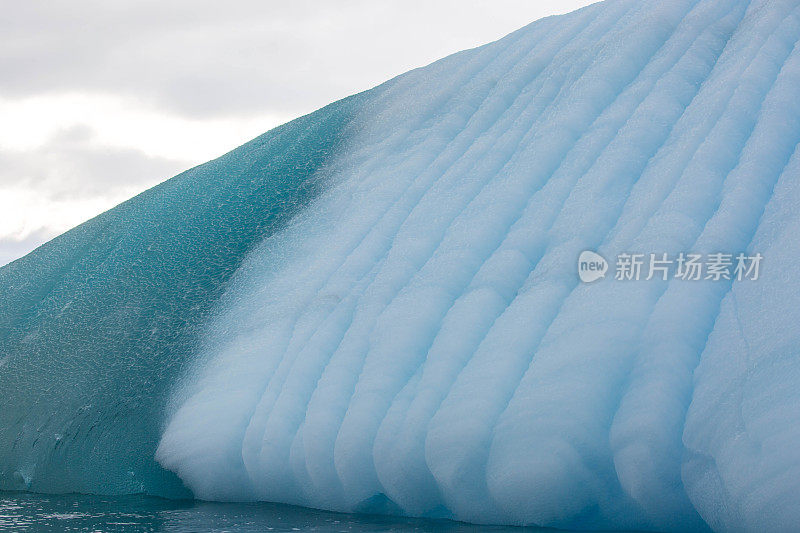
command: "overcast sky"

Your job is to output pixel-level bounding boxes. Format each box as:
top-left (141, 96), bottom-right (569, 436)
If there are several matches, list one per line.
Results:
top-left (0, 0), bottom-right (596, 266)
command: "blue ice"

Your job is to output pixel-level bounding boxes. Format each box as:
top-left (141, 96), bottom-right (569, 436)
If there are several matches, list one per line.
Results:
top-left (3, 0), bottom-right (800, 531)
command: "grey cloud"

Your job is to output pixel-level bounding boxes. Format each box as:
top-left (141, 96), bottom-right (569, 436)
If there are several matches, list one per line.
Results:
top-left (0, 0), bottom-right (587, 118)
top-left (0, 124), bottom-right (188, 200)
top-left (0, 228), bottom-right (55, 267)
top-left (0, 0), bottom-right (393, 117)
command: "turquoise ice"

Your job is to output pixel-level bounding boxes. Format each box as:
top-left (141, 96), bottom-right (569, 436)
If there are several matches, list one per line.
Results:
top-left (0, 95), bottom-right (365, 497)
top-left (3, 0), bottom-right (800, 531)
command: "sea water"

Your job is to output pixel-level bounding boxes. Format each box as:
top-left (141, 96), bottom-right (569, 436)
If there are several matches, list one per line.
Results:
top-left (0, 492), bottom-right (552, 532)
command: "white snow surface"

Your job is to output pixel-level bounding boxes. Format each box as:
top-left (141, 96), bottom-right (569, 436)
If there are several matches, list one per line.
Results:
top-left (157, 0), bottom-right (800, 530)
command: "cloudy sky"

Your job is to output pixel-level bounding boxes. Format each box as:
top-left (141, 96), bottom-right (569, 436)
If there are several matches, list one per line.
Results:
top-left (0, 0), bottom-right (595, 266)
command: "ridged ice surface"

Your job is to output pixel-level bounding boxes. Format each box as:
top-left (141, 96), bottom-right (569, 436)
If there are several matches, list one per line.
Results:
top-left (4, 0), bottom-right (800, 531)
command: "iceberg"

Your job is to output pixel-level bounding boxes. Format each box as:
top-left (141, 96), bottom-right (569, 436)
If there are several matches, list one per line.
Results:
top-left (2, 0), bottom-right (800, 530)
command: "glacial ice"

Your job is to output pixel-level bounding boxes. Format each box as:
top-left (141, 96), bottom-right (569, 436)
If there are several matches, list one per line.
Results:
top-left (3, 0), bottom-right (800, 530)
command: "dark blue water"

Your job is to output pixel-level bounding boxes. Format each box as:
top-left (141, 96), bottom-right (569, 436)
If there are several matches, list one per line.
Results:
top-left (0, 492), bottom-right (556, 532)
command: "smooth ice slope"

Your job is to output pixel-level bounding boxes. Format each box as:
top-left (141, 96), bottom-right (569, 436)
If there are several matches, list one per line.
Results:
top-left (0, 94), bottom-right (366, 496)
top-left (3, 0), bottom-right (800, 531)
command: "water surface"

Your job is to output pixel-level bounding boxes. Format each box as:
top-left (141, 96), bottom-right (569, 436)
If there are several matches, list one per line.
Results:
top-left (0, 492), bottom-right (554, 532)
